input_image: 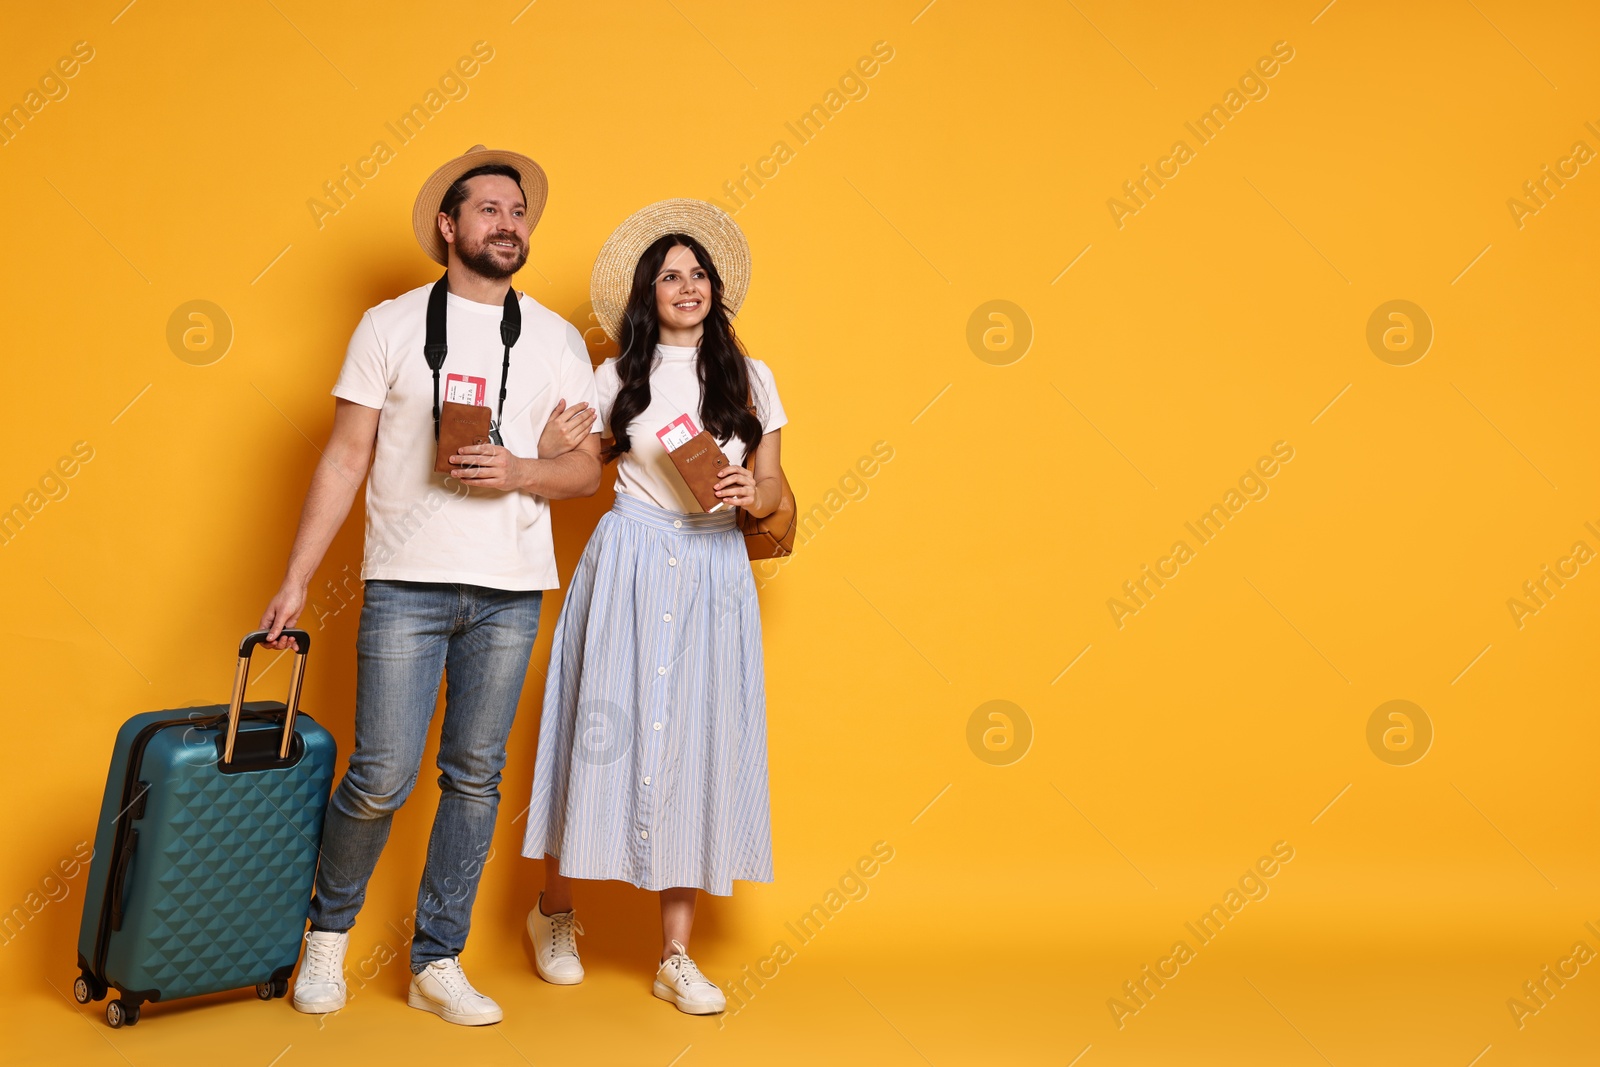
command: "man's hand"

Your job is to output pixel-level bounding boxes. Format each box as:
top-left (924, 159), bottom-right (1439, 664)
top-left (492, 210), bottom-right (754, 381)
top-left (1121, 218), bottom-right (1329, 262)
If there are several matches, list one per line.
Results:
top-left (451, 443), bottom-right (526, 491)
top-left (539, 399), bottom-right (597, 458)
top-left (260, 580), bottom-right (308, 651)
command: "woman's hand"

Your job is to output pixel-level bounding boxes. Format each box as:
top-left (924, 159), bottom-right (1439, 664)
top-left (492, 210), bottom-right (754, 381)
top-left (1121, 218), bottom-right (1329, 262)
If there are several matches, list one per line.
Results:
top-left (538, 399), bottom-right (597, 458)
top-left (714, 463), bottom-right (759, 510)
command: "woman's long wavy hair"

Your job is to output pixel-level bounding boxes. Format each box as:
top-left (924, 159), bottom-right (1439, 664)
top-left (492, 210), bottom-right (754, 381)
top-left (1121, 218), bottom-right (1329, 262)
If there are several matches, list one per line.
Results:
top-left (603, 233), bottom-right (762, 464)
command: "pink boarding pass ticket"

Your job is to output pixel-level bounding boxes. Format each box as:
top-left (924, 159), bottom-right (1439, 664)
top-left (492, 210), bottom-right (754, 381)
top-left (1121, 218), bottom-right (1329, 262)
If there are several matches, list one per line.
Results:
top-left (656, 413), bottom-right (700, 450)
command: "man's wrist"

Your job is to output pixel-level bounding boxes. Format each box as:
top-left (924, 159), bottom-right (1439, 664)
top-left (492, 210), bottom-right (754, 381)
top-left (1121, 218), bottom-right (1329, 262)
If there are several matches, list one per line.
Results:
top-left (513, 454), bottom-right (539, 494)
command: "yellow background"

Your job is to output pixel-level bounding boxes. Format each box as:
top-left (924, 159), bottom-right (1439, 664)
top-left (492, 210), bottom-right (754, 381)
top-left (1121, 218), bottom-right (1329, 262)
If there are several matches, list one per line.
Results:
top-left (2, 1), bottom-right (1597, 1064)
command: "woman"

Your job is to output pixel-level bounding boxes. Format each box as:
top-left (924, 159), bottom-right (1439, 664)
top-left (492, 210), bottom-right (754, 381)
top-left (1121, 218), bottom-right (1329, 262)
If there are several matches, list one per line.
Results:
top-left (521, 199), bottom-right (785, 1014)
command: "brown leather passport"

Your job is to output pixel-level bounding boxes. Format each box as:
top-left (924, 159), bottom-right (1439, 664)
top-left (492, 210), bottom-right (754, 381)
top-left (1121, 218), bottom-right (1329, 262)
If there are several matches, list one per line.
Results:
top-left (434, 401), bottom-right (493, 474)
top-left (667, 430), bottom-right (730, 512)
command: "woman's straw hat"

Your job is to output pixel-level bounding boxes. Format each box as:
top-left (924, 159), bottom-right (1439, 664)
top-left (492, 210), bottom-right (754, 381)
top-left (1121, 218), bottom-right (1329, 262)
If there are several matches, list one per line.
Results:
top-left (413, 144), bottom-right (548, 265)
top-left (589, 199), bottom-right (751, 341)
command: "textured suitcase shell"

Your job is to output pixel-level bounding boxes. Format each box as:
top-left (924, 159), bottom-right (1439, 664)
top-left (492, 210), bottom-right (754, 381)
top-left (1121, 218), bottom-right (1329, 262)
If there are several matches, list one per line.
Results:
top-left (75, 633), bottom-right (335, 1021)
top-left (78, 706), bottom-right (335, 1002)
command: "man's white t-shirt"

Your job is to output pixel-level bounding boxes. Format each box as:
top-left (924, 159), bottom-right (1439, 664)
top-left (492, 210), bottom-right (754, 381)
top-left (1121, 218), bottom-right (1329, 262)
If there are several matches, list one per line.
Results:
top-left (332, 284), bottom-right (601, 591)
top-left (595, 344), bottom-right (786, 513)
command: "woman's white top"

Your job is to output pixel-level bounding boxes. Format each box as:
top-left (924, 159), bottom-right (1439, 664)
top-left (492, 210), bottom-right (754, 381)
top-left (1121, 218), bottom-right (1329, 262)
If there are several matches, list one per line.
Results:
top-left (595, 344), bottom-right (786, 513)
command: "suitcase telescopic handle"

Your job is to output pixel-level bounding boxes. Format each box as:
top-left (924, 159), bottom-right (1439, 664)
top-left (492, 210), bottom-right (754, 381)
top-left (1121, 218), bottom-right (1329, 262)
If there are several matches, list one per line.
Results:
top-left (223, 630), bottom-right (312, 764)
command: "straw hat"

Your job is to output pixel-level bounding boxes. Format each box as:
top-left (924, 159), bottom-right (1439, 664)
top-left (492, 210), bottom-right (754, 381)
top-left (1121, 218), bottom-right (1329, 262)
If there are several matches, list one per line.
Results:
top-left (412, 144), bottom-right (548, 265)
top-left (589, 199), bottom-right (751, 341)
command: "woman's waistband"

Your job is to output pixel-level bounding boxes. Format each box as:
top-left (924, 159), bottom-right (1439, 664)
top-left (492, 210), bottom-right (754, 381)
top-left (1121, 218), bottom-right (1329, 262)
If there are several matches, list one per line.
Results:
top-left (611, 491), bottom-right (738, 533)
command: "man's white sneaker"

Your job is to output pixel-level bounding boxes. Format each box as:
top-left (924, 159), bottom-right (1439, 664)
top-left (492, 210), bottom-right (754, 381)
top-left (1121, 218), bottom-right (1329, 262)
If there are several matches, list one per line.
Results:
top-left (407, 958), bottom-right (503, 1026)
top-left (527, 892), bottom-right (585, 985)
top-left (292, 930), bottom-right (348, 1014)
top-left (652, 940), bottom-right (726, 1015)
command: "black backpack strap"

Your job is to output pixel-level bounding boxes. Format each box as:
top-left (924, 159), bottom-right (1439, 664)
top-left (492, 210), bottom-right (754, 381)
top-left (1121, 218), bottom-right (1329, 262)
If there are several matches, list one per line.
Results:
top-left (424, 274), bottom-right (450, 440)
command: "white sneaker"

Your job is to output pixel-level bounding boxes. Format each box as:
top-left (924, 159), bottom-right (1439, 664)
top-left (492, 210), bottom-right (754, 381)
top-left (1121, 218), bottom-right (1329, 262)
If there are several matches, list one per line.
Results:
top-left (653, 940), bottom-right (726, 1015)
top-left (407, 957), bottom-right (503, 1026)
top-left (527, 893), bottom-right (585, 985)
top-left (292, 930), bottom-right (348, 1014)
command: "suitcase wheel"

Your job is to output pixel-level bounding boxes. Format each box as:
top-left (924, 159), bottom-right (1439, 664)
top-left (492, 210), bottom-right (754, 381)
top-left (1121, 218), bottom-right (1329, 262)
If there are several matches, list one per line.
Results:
top-left (74, 972), bottom-right (106, 1004)
top-left (256, 977), bottom-right (289, 1000)
top-left (105, 999), bottom-right (140, 1028)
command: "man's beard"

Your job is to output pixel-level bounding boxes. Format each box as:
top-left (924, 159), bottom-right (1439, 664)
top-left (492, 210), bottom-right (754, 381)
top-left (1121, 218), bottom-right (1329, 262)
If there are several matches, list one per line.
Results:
top-left (457, 231), bottom-right (528, 279)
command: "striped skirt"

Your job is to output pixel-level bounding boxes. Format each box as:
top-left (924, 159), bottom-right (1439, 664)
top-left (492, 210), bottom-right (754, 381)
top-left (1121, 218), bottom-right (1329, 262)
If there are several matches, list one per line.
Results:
top-left (520, 492), bottom-right (773, 895)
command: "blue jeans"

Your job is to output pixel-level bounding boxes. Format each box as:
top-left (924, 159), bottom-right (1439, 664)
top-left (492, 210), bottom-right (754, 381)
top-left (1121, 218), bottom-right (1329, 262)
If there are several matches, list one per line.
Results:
top-left (307, 580), bottom-right (542, 969)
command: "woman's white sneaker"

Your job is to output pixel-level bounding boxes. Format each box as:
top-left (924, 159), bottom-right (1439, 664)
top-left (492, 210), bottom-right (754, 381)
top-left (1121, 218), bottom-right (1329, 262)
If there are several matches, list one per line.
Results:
top-left (407, 958), bottom-right (503, 1025)
top-left (291, 930), bottom-right (348, 1014)
top-left (527, 892), bottom-right (585, 985)
top-left (652, 940), bottom-right (726, 1015)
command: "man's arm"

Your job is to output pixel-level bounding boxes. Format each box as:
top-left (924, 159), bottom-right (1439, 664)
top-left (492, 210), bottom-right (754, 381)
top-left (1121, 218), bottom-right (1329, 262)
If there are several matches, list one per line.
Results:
top-left (260, 399), bottom-right (381, 649)
top-left (450, 433), bottom-right (602, 499)
top-left (525, 432), bottom-right (603, 498)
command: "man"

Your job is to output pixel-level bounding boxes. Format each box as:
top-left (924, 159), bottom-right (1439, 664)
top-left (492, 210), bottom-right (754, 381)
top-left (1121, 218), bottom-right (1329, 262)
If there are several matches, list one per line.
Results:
top-left (260, 145), bottom-right (601, 1026)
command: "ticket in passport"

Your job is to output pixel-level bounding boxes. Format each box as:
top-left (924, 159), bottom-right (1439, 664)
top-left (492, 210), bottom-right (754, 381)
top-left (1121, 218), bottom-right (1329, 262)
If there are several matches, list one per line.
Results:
top-left (656, 413), bottom-right (700, 451)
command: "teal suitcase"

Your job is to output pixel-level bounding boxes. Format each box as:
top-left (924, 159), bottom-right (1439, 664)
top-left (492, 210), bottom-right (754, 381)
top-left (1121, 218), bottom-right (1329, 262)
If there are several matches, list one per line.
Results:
top-left (74, 630), bottom-right (336, 1027)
